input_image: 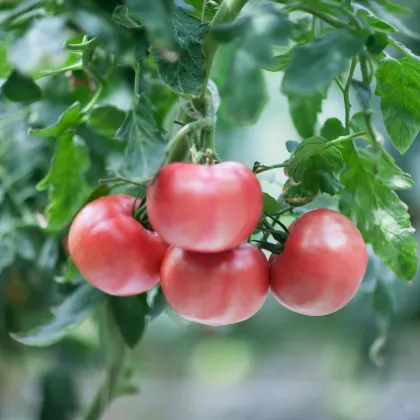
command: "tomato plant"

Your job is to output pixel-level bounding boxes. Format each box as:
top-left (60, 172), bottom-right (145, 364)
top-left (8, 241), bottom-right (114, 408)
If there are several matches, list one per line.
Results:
top-left (147, 162), bottom-right (262, 252)
top-left (270, 209), bottom-right (368, 316)
top-left (161, 243), bottom-right (269, 325)
top-left (68, 195), bottom-right (167, 296)
top-left (1, 0), bottom-right (420, 418)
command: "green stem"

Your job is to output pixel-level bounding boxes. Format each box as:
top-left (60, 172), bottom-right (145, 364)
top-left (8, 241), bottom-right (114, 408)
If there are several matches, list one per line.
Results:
top-left (200, 0), bottom-right (249, 101)
top-left (359, 53), bottom-right (380, 153)
top-left (344, 57), bottom-right (358, 134)
top-left (255, 162), bottom-right (288, 174)
top-left (287, 5), bottom-right (347, 29)
top-left (328, 131), bottom-right (367, 146)
top-left (165, 118), bottom-right (213, 163)
top-left (35, 61), bottom-right (83, 80)
top-left (100, 177), bottom-right (150, 187)
top-left (273, 206), bottom-right (293, 216)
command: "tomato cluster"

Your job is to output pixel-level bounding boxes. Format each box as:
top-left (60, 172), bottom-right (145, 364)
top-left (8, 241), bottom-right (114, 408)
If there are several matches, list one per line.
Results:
top-left (68, 162), bottom-right (368, 325)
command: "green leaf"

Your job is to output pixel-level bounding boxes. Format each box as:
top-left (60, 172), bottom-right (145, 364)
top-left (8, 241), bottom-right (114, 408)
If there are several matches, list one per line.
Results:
top-left (283, 179), bottom-right (318, 206)
top-left (221, 48), bottom-right (268, 125)
top-left (117, 93), bottom-right (167, 179)
top-left (112, 5), bottom-right (142, 29)
top-left (366, 32), bottom-right (389, 55)
top-left (11, 283), bottom-right (105, 346)
top-left (285, 140), bottom-right (300, 153)
top-left (148, 286), bottom-right (168, 320)
top-left (287, 136), bottom-right (344, 195)
top-left (351, 80), bottom-right (371, 111)
top-left (355, 7), bottom-right (396, 33)
top-left (285, 89), bottom-right (327, 139)
top-left (261, 53), bottom-right (291, 72)
top-left (180, 0), bottom-right (219, 21)
top-left (37, 133), bottom-right (91, 230)
top-left (89, 105), bottom-right (126, 137)
top-left (349, 112), bottom-right (367, 135)
top-left (126, 0), bottom-right (175, 49)
top-left (151, 8), bottom-right (207, 95)
top-left (375, 57), bottom-right (420, 154)
top-left (31, 103), bottom-right (82, 138)
top-left (211, 4), bottom-right (289, 67)
top-left (263, 193), bottom-right (282, 214)
top-left (2, 70), bottom-right (42, 103)
top-left (320, 118), bottom-right (346, 141)
top-left (339, 143), bottom-right (417, 280)
top-left (282, 29), bottom-right (364, 95)
top-left (110, 294), bottom-right (149, 348)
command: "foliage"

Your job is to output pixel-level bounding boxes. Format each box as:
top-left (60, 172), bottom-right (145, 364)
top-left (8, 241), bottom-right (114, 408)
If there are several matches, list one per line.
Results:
top-left (1, 0), bottom-right (420, 418)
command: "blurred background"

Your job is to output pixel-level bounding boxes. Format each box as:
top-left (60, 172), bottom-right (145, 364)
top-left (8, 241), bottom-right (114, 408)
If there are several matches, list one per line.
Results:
top-left (2, 0), bottom-right (420, 419)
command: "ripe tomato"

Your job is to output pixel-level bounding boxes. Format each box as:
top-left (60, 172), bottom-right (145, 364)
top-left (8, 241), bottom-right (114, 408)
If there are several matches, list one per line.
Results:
top-left (68, 195), bottom-right (167, 296)
top-left (160, 243), bottom-right (269, 325)
top-left (270, 208), bottom-right (368, 316)
top-left (146, 162), bottom-right (263, 253)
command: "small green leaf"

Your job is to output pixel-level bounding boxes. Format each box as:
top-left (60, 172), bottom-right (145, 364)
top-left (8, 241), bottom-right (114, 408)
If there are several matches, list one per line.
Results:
top-left (126, 0), bottom-right (175, 49)
top-left (261, 53), bottom-right (291, 72)
top-left (110, 294), bottom-right (149, 348)
top-left (351, 80), bottom-right (371, 111)
top-left (37, 133), bottom-right (91, 230)
top-left (339, 143), bottom-right (417, 280)
top-left (112, 5), bottom-right (142, 29)
top-left (376, 57), bottom-right (420, 154)
top-left (151, 8), bottom-right (207, 95)
top-left (148, 286), bottom-right (168, 320)
top-left (181, 0), bottom-right (219, 21)
top-left (320, 118), bottom-right (346, 141)
top-left (31, 103), bottom-right (82, 138)
top-left (221, 48), bottom-right (268, 125)
top-left (349, 112), bottom-right (367, 134)
top-left (2, 70), bottom-right (42, 103)
top-left (117, 93), bottom-right (167, 179)
top-left (287, 136), bottom-right (344, 195)
top-left (283, 179), bottom-right (318, 206)
top-left (263, 193), bottom-right (282, 214)
top-left (355, 8), bottom-right (396, 33)
top-left (211, 4), bottom-right (289, 68)
top-left (89, 105), bottom-right (126, 137)
top-left (285, 89), bottom-right (327, 139)
top-left (11, 283), bottom-right (105, 346)
top-left (366, 32), bottom-right (389, 55)
top-left (285, 140), bottom-right (300, 153)
top-left (282, 29), bottom-right (364, 95)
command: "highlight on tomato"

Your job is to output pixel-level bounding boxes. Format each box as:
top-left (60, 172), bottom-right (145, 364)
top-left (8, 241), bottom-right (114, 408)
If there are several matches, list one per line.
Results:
top-left (146, 161), bottom-right (263, 253)
top-left (269, 208), bottom-right (368, 316)
top-left (160, 243), bottom-right (269, 325)
top-left (68, 195), bottom-right (167, 296)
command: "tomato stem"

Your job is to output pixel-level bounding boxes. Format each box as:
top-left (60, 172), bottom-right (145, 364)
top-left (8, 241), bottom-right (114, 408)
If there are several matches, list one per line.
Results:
top-left (100, 177), bottom-right (150, 187)
top-left (254, 162), bottom-right (288, 174)
top-left (165, 118), bottom-right (213, 163)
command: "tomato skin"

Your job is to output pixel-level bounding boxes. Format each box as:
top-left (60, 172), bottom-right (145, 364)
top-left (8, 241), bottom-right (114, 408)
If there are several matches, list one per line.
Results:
top-left (160, 243), bottom-right (269, 325)
top-left (269, 208), bottom-right (368, 316)
top-left (68, 195), bottom-right (167, 296)
top-left (146, 162), bottom-right (263, 253)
